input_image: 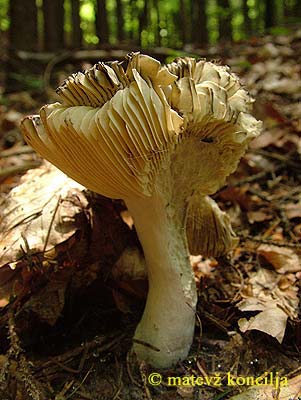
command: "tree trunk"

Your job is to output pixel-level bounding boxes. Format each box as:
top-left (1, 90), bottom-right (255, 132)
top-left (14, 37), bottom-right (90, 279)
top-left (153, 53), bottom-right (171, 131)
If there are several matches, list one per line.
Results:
top-left (179, 0), bottom-right (187, 45)
top-left (43, 0), bottom-right (65, 51)
top-left (7, 0), bottom-right (38, 92)
top-left (242, 0), bottom-right (252, 37)
top-left (9, 0), bottom-right (38, 51)
top-left (139, 0), bottom-right (149, 45)
top-left (128, 0), bottom-right (138, 43)
top-left (295, 0), bottom-right (301, 17)
top-left (95, 0), bottom-right (109, 45)
top-left (217, 0), bottom-right (232, 41)
top-left (265, 0), bottom-right (276, 30)
top-left (71, 0), bottom-right (82, 48)
top-left (153, 0), bottom-right (161, 46)
top-left (116, 0), bottom-right (124, 42)
top-left (192, 0), bottom-right (208, 47)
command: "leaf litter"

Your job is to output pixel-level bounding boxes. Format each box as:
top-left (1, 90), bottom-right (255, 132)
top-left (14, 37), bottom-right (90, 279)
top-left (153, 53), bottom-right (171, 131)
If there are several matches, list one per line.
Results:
top-left (0, 29), bottom-right (301, 400)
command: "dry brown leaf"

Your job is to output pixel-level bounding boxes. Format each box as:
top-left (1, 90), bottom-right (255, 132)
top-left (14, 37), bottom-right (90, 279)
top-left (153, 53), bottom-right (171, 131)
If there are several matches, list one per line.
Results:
top-left (238, 306), bottom-right (288, 343)
top-left (247, 209), bottom-right (273, 224)
top-left (0, 160), bottom-right (86, 268)
top-left (0, 161), bottom-right (87, 303)
top-left (218, 187), bottom-right (256, 211)
top-left (250, 129), bottom-right (284, 150)
top-left (263, 77), bottom-right (301, 94)
top-left (112, 247), bottom-right (147, 281)
top-left (284, 202), bottom-right (301, 220)
top-left (1, 109), bottom-right (23, 131)
top-left (237, 259), bottom-right (299, 342)
top-left (228, 373), bottom-right (301, 400)
top-left (257, 244), bottom-right (301, 273)
top-left (20, 269), bottom-right (72, 325)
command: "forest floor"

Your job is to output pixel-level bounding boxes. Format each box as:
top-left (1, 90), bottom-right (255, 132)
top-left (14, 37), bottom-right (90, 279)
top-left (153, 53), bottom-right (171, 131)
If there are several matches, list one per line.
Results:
top-left (0, 29), bottom-right (301, 400)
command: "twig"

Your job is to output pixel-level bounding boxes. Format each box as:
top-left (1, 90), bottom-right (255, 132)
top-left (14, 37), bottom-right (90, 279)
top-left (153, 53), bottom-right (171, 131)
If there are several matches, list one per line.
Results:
top-left (247, 187), bottom-right (271, 202)
top-left (35, 333), bottom-right (125, 380)
top-left (252, 149), bottom-right (301, 170)
top-left (0, 161), bottom-right (41, 180)
top-left (200, 309), bottom-right (229, 334)
top-left (132, 339), bottom-right (160, 352)
top-left (286, 365), bottom-right (301, 378)
top-left (216, 165), bottom-right (282, 193)
top-left (126, 350), bottom-right (142, 388)
top-left (65, 367), bottom-right (92, 400)
top-left (139, 362), bottom-right (153, 400)
top-left (76, 390), bottom-right (93, 400)
top-left (20, 233), bottom-right (34, 269)
top-left (112, 356), bottom-right (123, 400)
top-left (42, 195), bottom-right (61, 254)
top-left (228, 262), bottom-right (245, 302)
top-left (54, 380), bottom-right (74, 399)
top-left (77, 345), bottom-right (90, 373)
top-left (240, 234), bottom-right (301, 249)
top-left (0, 146), bottom-right (35, 158)
top-left (195, 310), bottom-right (203, 357)
top-left (7, 310), bottom-right (47, 400)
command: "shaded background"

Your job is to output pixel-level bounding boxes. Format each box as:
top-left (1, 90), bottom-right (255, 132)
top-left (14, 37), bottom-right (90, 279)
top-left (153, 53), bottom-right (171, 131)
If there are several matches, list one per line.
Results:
top-left (0, 0), bottom-right (301, 93)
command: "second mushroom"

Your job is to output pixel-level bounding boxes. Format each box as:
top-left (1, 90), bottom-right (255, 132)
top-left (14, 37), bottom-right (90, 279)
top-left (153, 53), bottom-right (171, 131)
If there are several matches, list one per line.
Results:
top-left (21, 53), bottom-right (261, 368)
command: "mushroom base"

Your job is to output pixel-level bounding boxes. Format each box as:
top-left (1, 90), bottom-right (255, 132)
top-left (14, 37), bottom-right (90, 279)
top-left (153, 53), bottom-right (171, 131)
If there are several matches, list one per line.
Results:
top-left (125, 194), bottom-right (197, 368)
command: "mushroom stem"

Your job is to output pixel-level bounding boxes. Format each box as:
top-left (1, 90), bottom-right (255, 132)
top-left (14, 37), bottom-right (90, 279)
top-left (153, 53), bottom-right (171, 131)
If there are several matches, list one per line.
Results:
top-left (125, 193), bottom-right (197, 368)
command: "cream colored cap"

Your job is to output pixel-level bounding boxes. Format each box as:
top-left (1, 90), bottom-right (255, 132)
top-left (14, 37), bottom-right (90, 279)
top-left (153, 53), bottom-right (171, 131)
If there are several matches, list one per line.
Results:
top-left (21, 53), bottom-right (261, 201)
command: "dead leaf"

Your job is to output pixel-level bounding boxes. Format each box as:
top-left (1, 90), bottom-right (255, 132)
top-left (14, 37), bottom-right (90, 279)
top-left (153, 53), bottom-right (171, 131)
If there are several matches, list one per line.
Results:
top-left (284, 202), bottom-right (301, 219)
top-left (247, 209), bottom-right (273, 224)
top-left (257, 244), bottom-right (301, 273)
top-left (112, 247), bottom-right (146, 281)
top-left (250, 128), bottom-right (284, 150)
top-left (238, 306), bottom-right (288, 343)
top-left (20, 269), bottom-right (72, 325)
top-left (228, 373), bottom-right (301, 400)
top-left (218, 187), bottom-right (256, 211)
top-left (0, 161), bottom-right (87, 303)
top-left (0, 161), bottom-right (86, 268)
top-left (237, 256), bottom-right (299, 342)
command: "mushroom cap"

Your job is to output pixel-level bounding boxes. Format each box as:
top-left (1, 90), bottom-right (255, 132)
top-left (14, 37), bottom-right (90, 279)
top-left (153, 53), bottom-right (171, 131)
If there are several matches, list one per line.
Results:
top-left (21, 53), bottom-right (261, 200)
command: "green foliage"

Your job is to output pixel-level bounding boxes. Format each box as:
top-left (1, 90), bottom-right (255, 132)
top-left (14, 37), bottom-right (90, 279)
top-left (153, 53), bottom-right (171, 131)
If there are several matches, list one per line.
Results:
top-left (80, 0), bottom-right (98, 45)
top-left (64, 0), bottom-right (72, 36)
top-left (9, 73), bottom-right (43, 91)
top-left (0, 0), bottom-right (9, 31)
top-left (0, 95), bottom-right (9, 106)
top-left (230, 0), bottom-right (245, 41)
top-left (270, 26), bottom-right (291, 35)
top-left (207, 0), bottom-right (219, 43)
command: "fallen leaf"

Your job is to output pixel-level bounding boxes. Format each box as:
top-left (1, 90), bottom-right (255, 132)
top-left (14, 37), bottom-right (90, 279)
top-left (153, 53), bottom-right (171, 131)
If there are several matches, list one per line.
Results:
top-left (0, 161), bottom-right (87, 304)
top-left (238, 306), bottom-right (288, 343)
top-left (0, 161), bottom-right (86, 268)
top-left (228, 373), bottom-right (301, 400)
top-left (247, 209), bottom-right (273, 223)
top-left (218, 187), bottom-right (256, 211)
top-left (20, 269), bottom-right (72, 325)
top-left (284, 202), bottom-right (301, 219)
top-left (250, 128), bottom-right (284, 150)
top-left (257, 244), bottom-right (301, 273)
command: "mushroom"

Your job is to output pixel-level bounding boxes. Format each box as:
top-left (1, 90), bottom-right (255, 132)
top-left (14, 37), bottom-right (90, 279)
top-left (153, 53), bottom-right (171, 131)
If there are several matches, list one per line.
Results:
top-left (186, 194), bottom-right (239, 257)
top-left (21, 53), bottom-right (261, 368)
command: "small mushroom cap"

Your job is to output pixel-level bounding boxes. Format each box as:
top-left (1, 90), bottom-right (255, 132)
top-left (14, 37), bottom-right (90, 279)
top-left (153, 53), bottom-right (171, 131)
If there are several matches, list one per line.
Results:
top-left (186, 195), bottom-right (239, 257)
top-left (21, 53), bottom-right (261, 202)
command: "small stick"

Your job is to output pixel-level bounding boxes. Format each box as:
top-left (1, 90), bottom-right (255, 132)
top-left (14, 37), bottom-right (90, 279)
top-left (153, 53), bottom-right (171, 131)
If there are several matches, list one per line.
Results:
top-left (0, 161), bottom-right (41, 180)
top-left (0, 146), bottom-right (35, 158)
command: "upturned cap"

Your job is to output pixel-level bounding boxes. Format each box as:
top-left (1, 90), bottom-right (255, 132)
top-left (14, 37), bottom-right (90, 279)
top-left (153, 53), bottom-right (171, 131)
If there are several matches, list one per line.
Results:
top-left (21, 53), bottom-right (261, 202)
